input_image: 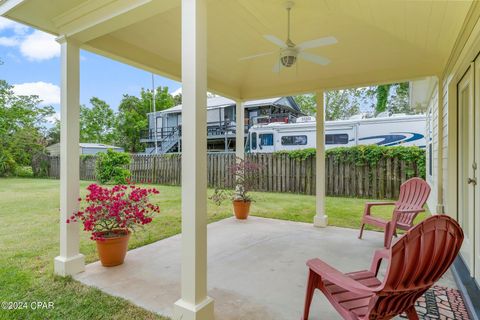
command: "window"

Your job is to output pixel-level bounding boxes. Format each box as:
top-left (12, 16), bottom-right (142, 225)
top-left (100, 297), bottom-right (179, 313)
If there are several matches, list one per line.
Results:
top-left (259, 133), bottom-right (274, 146)
top-left (281, 135), bottom-right (307, 145)
top-left (251, 133), bottom-right (257, 150)
top-left (325, 133), bottom-right (349, 145)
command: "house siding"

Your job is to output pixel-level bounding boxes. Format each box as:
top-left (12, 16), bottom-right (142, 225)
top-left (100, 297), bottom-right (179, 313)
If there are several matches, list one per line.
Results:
top-left (425, 2), bottom-right (480, 303)
top-left (426, 2), bottom-right (480, 218)
top-left (441, 78), bottom-right (449, 215)
top-left (426, 85), bottom-right (438, 212)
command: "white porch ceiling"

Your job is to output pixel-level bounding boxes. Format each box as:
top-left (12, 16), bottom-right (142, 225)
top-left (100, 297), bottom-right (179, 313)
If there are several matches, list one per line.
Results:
top-left (2, 0), bottom-right (474, 100)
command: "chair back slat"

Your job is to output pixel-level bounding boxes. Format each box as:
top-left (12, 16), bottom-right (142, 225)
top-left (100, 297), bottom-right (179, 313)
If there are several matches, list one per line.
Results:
top-left (366, 215), bottom-right (463, 319)
top-left (395, 178), bottom-right (431, 225)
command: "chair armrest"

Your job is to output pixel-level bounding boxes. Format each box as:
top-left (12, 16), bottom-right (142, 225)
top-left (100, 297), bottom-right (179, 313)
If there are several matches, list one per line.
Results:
top-left (369, 248), bottom-right (390, 276)
top-left (365, 202), bottom-right (396, 208)
top-left (363, 202), bottom-right (397, 217)
top-left (395, 208), bottom-right (425, 214)
top-left (307, 258), bottom-right (376, 295)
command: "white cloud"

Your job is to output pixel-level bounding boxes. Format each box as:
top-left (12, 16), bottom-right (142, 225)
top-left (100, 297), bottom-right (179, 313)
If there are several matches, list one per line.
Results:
top-left (0, 36), bottom-right (19, 47)
top-left (170, 87), bottom-right (218, 97)
top-left (46, 112), bottom-right (61, 123)
top-left (20, 30), bottom-right (60, 61)
top-left (13, 82), bottom-right (60, 105)
top-left (0, 17), bottom-right (59, 61)
top-left (0, 17), bottom-right (28, 34)
top-left (170, 87), bottom-right (182, 96)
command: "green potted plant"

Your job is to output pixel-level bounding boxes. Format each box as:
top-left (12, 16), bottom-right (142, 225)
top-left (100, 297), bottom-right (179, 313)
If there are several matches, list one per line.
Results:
top-left (68, 183), bottom-right (160, 267)
top-left (210, 158), bottom-right (261, 219)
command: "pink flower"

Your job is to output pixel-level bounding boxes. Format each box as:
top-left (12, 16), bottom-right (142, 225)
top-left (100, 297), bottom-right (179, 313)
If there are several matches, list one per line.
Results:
top-left (69, 182), bottom-right (160, 241)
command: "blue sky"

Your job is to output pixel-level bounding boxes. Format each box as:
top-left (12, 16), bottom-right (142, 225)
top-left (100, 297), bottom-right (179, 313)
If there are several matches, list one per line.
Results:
top-left (0, 17), bottom-right (181, 123)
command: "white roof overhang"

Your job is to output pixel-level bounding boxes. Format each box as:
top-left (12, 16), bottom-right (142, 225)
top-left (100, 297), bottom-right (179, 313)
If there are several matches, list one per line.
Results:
top-left (1, 0), bottom-right (474, 100)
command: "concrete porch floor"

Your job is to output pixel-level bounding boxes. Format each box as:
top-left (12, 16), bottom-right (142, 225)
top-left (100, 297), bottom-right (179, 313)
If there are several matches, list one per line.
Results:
top-left (75, 217), bottom-right (457, 320)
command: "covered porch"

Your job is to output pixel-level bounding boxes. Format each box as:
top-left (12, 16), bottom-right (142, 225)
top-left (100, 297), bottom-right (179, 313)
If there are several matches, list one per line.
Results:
top-left (0, 0), bottom-right (476, 319)
top-left (75, 216), bottom-right (456, 320)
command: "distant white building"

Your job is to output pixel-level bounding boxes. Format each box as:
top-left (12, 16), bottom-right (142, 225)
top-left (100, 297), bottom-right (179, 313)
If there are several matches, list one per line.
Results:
top-left (46, 143), bottom-right (124, 156)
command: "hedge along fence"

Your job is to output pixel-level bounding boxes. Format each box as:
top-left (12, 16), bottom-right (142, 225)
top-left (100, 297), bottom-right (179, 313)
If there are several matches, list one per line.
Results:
top-left (33, 145), bottom-right (425, 199)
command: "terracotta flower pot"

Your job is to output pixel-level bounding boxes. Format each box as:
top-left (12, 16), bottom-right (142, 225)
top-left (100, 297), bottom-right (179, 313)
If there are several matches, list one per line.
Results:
top-left (95, 230), bottom-right (131, 267)
top-left (232, 200), bottom-right (251, 219)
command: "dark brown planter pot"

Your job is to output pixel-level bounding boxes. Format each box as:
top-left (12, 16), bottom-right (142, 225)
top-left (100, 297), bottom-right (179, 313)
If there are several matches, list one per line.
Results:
top-left (232, 200), bottom-right (251, 220)
top-left (95, 230), bottom-right (131, 267)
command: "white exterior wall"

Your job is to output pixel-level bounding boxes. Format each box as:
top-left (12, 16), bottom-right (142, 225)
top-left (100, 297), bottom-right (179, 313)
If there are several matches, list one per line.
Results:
top-left (441, 77), bottom-right (449, 214)
top-left (425, 85), bottom-right (438, 212)
top-left (426, 75), bottom-right (454, 216)
top-left (426, 2), bottom-right (480, 219)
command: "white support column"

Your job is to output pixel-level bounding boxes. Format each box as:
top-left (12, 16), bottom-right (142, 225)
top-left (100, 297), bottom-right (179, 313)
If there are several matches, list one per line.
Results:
top-left (54, 36), bottom-right (85, 276)
top-left (174, 0), bottom-right (214, 319)
top-left (235, 100), bottom-right (245, 160)
top-left (314, 90), bottom-right (328, 227)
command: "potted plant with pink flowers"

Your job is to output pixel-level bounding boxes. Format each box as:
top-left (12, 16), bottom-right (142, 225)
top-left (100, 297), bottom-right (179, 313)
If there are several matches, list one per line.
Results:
top-left (68, 183), bottom-right (160, 267)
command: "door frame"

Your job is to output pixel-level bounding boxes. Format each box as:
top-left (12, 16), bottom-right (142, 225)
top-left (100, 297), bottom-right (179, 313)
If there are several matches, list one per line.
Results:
top-left (474, 58), bottom-right (480, 282)
top-left (457, 65), bottom-right (476, 276)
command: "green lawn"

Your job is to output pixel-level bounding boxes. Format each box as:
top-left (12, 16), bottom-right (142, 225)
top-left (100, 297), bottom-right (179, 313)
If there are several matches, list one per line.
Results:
top-left (0, 178), bottom-right (427, 319)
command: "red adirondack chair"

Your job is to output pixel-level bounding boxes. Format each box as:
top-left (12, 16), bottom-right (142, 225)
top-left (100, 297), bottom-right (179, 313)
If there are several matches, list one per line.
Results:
top-left (302, 215), bottom-right (463, 320)
top-left (359, 177), bottom-right (431, 248)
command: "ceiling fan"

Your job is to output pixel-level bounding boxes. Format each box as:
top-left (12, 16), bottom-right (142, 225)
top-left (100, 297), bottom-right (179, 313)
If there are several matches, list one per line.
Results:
top-left (240, 1), bottom-right (337, 72)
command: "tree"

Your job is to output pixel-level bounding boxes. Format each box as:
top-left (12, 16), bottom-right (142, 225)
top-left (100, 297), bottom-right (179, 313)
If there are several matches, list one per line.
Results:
top-left (324, 90), bottom-right (361, 120)
top-left (375, 84), bottom-right (391, 114)
top-left (294, 89), bottom-right (364, 120)
top-left (0, 79), bottom-right (54, 175)
top-left (116, 95), bottom-right (146, 153)
top-left (374, 82), bottom-right (410, 115)
top-left (173, 93), bottom-right (182, 106)
top-left (80, 97), bottom-right (117, 144)
top-left (115, 86), bottom-right (176, 153)
top-left (46, 119), bottom-right (60, 145)
top-left (140, 86), bottom-right (175, 113)
top-left (388, 82), bottom-right (410, 114)
top-left (293, 94), bottom-right (316, 116)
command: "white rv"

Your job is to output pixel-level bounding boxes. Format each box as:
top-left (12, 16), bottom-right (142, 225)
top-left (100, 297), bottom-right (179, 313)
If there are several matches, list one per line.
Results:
top-left (247, 114), bottom-right (426, 153)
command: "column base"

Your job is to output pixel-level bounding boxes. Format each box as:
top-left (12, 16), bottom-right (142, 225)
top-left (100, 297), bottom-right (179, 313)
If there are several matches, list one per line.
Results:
top-left (54, 254), bottom-right (85, 276)
top-left (174, 296), bottom-right (214, 320)
top-left (313, 215), bottom-right (328, 227)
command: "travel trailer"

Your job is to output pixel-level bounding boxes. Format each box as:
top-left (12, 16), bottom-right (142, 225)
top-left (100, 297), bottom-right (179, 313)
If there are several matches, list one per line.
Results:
top-left (247, 114), bottom-right (426, 153)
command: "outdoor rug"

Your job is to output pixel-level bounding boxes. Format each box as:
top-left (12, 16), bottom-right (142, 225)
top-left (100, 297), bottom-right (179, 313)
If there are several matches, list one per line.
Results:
top-left (399, 285), bottom-right (470, 319)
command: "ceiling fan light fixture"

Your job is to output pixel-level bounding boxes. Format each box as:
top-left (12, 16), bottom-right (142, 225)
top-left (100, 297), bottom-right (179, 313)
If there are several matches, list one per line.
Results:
top-left (280, 48), bottom-right (297, 67)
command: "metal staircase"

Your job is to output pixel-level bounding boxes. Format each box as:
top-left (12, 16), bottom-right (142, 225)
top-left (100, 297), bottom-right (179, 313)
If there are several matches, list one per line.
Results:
top-left (149, 127), bottom-right (180, 154)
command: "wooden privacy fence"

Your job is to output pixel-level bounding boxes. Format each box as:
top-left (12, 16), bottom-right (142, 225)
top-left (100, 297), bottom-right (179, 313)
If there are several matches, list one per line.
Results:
top-left (34, 153), bottom-right (422, 199)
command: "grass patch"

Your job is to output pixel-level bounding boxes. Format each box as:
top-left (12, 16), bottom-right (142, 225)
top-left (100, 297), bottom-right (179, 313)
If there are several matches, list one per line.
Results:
top-left (0, 178), bottom-right (427, 319)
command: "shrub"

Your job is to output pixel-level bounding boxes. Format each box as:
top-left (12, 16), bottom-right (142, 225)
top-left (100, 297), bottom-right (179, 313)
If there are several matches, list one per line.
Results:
top-left (14, 166), bottom-right (33, 177)
top-left (95, 149), bottom-right (131, 184)
top-left (275, 145), bottom-right (426, 178)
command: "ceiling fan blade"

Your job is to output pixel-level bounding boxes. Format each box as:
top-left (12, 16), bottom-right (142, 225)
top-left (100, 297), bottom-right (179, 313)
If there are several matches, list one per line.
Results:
top-left (273, 61), bottom-right (282, 73)
top-left (297, 36), bottom-right (337, 50)
top-left (264, 35), bottom-right (287, 48)
top-left (299, 52), bottom-right (330, 66)
top-left (239, 51), bottom-right (276, 61)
